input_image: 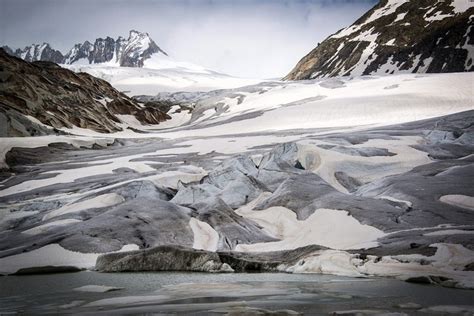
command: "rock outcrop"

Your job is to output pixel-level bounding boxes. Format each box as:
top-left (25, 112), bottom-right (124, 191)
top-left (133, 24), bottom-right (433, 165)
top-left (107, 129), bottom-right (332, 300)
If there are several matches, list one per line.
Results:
top-left (0, 48), bottom-right (170, 136)
top-left (285, 0), bottom-right (474, 80)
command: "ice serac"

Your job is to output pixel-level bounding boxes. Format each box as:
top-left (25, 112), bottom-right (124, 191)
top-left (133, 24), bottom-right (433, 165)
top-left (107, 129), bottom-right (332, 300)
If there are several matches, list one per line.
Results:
top-left (0, 48), bottom-right (170, 136)
top-left (285, 0), bottom-right (474, 80)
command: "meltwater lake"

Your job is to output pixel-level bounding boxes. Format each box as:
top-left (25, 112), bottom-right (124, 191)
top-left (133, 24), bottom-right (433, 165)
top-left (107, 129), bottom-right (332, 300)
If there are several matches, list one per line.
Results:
top-left (1, 272), bottom-right (473, 315)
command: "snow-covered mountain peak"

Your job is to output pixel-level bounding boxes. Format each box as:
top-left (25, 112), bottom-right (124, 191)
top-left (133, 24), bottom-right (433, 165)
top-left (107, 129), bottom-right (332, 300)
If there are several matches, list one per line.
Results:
top-left (128, 29), bottom-right (146, 39)
top-left (126, 30), bottom-right (152, 52)
top-left (120, 30), bottom-right (167, 67)
top-left (3, 30), bottom-right (168, 68)
top-left (8, 42), bottom-right (64, 64)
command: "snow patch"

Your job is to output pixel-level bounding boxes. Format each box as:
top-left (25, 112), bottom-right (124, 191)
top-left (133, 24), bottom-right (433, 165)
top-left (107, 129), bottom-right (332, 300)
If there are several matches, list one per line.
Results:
top-left (440, 195), bottom-right (474, 211)
top-left (379, 196), bottom-right (413, 207)
top-left (365, 0), bottom-right (407, 24)
top-left (451, 0), bottom-right (474, 13)
top-left (393, 12), bottom-right (407, 22)
top-left (189, 218), bottom-right (219, 252)
top-left (424, 229), bottom-right (474, 236)
top-left (235, 193), bottom-right (385, 252)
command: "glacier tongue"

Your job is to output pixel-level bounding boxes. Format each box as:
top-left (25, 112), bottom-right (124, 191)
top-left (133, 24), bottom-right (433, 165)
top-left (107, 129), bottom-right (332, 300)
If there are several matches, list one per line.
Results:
top-left (0, 70), bottom-right (472, 289)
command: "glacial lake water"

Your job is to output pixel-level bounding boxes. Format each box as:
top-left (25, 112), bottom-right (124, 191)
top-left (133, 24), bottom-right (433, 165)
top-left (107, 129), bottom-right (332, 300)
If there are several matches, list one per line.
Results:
top-left (0, 272), bottom-right (473, 315)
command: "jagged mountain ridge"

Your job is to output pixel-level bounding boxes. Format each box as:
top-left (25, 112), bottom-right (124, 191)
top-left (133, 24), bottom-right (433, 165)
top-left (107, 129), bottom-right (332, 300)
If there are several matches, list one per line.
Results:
top-left (1, 43), bottom-right (64, 64)
top-left (285, 0), bottom-right (474, 80)
top-left (0, 48), bottom-right (170, 136)
top-left (3, 30), bottom-right (167, 67)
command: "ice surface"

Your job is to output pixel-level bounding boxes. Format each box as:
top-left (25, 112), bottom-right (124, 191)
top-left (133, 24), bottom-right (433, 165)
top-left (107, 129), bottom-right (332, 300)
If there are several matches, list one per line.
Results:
top-left (0, 136), bottom-right (114, 169)
top-left (22, 219), bottom-right (82, 235)
top-left (42, 193), bottom-right (125, 221)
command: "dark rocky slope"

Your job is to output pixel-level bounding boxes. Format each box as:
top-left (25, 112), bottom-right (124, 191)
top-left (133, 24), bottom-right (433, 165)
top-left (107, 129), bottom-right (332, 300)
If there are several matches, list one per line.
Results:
top-left (285, 0), bottom-right (474, 80)
top-left (0, 48), bottom-right (169, 136)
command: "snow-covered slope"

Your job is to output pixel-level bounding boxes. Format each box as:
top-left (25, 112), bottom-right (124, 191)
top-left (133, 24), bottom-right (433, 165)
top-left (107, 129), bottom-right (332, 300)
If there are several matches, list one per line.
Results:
top-left (285, 0), bottom-right (474, 80)
top-left (162, 72), bottom-right (474, 137)
top-left (65, 55), bottom-right (262, 95)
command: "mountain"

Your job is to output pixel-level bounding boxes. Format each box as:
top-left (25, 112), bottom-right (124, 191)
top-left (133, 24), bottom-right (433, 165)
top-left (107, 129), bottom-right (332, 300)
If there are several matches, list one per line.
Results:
top-left (3, 43), bottom-right (64, 64)
top-left (3, 30), bottom-right (167, 67)
top-left (120, 30), bottom-right (167, 67)
top-left (285, 0), bottom-right (474, 80)
top-left (63, 41), bottom-right (93, 64)
top-left (3, 30), bottom-right (260, 95)
top-left (0, 48), bottom-right (170, 136)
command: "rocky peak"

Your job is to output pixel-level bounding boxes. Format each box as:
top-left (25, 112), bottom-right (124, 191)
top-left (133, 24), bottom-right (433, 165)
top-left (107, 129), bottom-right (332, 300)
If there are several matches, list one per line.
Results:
top-left (3, 30), bottom-right (167, 67)
top-left (1, 45), bottom-right (14, 56)
top-left (64, 41), bottom-right (93, 64)
top-left (6, 43), bottom-right (64, 64)
top-left (128, 29), bottom-right (143, 39)
top-left (90, 36), bottom-right (116, 64)
top-left (120, 30), bottom-right (167, 67)
top-left (285, 0), bottom-right (474, 80)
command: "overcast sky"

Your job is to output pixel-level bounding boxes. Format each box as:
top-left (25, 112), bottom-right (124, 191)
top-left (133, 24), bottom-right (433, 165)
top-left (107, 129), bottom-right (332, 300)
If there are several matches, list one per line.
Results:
top-left (0, 0), bottom-right (377, 78)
